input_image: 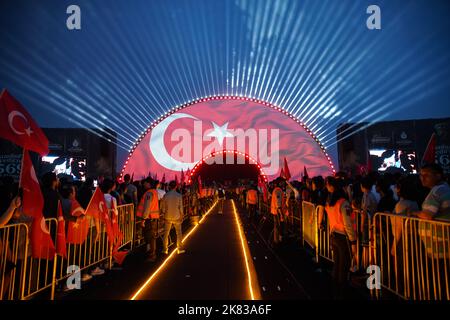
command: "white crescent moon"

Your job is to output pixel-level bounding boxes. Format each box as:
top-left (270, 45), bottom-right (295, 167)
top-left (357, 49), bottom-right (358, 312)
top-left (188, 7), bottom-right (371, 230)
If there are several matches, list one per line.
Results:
top-left (149, 113), bottom-right (198, 171)
top-left (40, 217), bottom-right (50, 235)
top-left (8, 111), bottom-right (28, 135)
top-left (72, 207), bottom-right (85, 216)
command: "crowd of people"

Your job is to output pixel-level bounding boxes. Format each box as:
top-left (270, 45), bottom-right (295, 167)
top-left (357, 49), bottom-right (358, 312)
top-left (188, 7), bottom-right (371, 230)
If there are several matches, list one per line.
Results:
top-left (234, 163), bottom-right (449, 297)
top-left (1, 162), bottom-right (449, 299)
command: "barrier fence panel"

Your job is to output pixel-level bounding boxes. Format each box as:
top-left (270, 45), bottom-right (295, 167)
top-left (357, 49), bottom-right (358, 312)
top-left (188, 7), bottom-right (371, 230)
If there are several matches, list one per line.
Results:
top-left (117, 204), bottom-right (135, 250)
top-left (405, 216), bottom-right (449, 300)
top-left (0, 223), bottom-right (29, 300)
top-left (316, 205), bottom-right (333, 262)
top-left (22, 218), bottom-right (58, 300)
top-left (302, 201), bottom-right (317, 250)
top-left (373, 212), bottom-right (449, 300)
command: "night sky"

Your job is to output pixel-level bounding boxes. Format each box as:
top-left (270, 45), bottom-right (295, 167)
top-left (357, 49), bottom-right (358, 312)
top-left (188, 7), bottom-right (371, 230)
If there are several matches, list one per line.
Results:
top-left (1, 0), bottom-right (449, 169)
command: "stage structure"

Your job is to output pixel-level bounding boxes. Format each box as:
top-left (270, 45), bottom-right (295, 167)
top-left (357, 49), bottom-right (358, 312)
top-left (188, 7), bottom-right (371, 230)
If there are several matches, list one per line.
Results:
top-left (121, 96), bottom-right (335, 182)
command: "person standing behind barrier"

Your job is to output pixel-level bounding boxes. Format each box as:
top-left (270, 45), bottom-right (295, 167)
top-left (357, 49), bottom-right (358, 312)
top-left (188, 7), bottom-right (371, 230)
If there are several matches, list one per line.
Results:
top-left (246, 185), bottom-right (258, 221)
top-left (161, 181), bottom-right (185, 255)
top-left (217, 186), bottom-right (225, 214)
top-left (122, 174), bottom-right (138, 209)
top-left (413, 163), bottom-right (450, 221)
top-left (324, 176), bottom-right (356, 298)
top-left (413, 163), bottom-right (450, 299)
top-left (270, 179), bottom-right (285, 245)
top-left (136, 178), bottom-right (160, 262)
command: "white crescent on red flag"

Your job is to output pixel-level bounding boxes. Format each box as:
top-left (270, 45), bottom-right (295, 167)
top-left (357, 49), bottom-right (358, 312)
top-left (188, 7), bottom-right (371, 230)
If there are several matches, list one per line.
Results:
top-left (0, 89), bottom-right (49, 156)
top-left (21, 150), bottom-right (56, 259)
top-left (85, 187), bottom-right (106, 219)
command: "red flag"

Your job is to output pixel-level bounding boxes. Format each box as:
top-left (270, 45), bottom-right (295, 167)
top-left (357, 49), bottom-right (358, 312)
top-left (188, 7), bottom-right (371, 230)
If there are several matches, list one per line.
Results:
top-left (422, 133), bottom-right (436, 165)
top-left (283, 158), bottom-right (291, 181)
top-left (85, 187), bottom-right (106, 219)
top-left (56, 201), bottom-right (67, 258)
top-left (66, 199), bottom-right (89, 244)
top-left (258, 175), bottom-right (268, 202)
top-left (279, 168), bottom-right (285, 179)
top-left (180, 169), bottom-right (185, 184)
top-left (21, 150), bottom-right (55, 259)
top-left (0, 90), bottom-right (49, 156)
top-left (110, 197), bottom-right (123, 247)
top-left (186, 168), bottom-right (191, 184)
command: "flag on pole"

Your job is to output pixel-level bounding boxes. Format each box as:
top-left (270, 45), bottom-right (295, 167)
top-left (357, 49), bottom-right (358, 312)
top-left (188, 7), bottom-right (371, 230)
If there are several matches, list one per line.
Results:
top-left (56, 201), bottom-right (67, 258)
top-left (422, 133), bottom-right (436, 165)
top-left (66, 199), bottom-right (89, 244)
top-left (0, 89), bottom-right (49, 156)
top-left (258, 175), bottom-right (269, 202)
top-left (279, 168), bottom-right (285, 179)
top-left (180, 169), bottom-right (185, 184)
top-left (85, 187), bottom-right (106, 219)
top-left (21, 150), bottom-right (55, 259)
top-left (283, 157), bottom-right (291, 181)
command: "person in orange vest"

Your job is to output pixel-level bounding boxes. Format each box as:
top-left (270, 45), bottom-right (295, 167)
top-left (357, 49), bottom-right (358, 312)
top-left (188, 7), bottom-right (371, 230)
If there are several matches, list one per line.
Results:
top-left (136, 177), bottom-right (160, 262)
top-left (323, 176), bottom-right (356, 297)
top-left (270, 179), bottom-right (286, 245)
top-left (246, 184), bottom-right (258, 221)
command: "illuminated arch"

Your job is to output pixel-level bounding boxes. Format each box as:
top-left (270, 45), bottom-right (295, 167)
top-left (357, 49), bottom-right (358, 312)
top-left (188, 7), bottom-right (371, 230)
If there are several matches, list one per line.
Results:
top-left (120, 95), bottom-right (335, 181)
top-left (188, 149), bottom-right (268, 184)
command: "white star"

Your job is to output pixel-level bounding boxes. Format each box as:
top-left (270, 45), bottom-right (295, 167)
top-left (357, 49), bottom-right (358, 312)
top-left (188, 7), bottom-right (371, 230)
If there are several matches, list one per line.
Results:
top-left (24, 127), bottom-right (33, 136)
top-left (207, 122), bottom-right (234, 146)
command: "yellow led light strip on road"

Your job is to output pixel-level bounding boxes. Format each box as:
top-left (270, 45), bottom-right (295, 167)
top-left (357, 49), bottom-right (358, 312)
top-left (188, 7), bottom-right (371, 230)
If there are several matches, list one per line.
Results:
top-left (130, 200), bottom-right (218, 300)
top-left (231, 200), bottom-right (261, 300)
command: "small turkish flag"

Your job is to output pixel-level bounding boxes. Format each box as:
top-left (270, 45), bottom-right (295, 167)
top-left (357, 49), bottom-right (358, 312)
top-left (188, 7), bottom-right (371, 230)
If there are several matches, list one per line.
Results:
top-left (0, 89), bottom-right (49, 156)
top-left (21, 150), bottom-right (55, 259)
top-left (258, 175), bottom-right (268, 203)
top-left (283, 158), bottom-right (291, 181)
top-left (85, 187), bottom-right (106, 219)
top-left (56, 201), bottom-right (67, 258)
top-left (66, 199), bottom-right (89, 244)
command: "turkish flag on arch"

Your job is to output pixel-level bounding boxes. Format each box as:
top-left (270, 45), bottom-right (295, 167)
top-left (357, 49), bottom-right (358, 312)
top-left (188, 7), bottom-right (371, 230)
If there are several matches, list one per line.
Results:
top-left (56, 201), bottom-right (67, 258)
top-left (283, 157), bottom-right (291, 181)
top-left (0, 89), bottom-right (49, 156)
top-left (67, 199), bottom-right (89, 244)
top-left (84, 187), bottom-right (106, 219)
top-left (21, 150), bottom-right (55, 259)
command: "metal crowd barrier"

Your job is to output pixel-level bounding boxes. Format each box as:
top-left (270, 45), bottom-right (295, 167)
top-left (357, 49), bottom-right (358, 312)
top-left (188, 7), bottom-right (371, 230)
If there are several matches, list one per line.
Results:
top-left (1, 204), bottom-right (134, 300)
top-left (373, 212), bottom-right (449, 300)
top-left (0, 222), bottom-right (29, 300)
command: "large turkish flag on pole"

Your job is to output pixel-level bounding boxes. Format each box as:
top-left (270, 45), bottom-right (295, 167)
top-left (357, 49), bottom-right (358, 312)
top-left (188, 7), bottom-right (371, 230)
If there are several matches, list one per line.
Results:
top-left (21, 150), bottom-right (56, 259)
top-left (0, 89), bottom-right (49, 156)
